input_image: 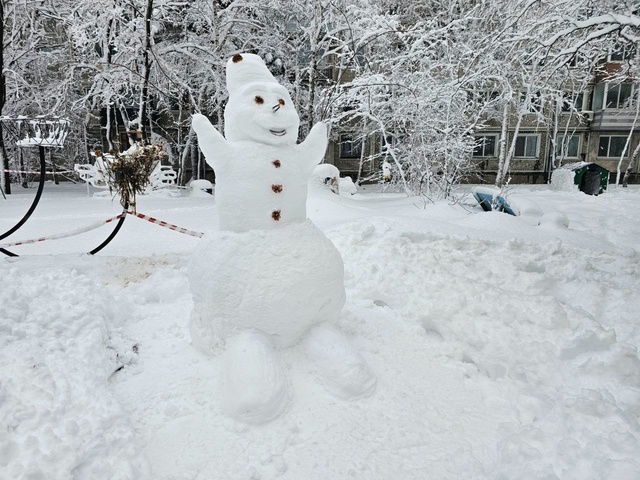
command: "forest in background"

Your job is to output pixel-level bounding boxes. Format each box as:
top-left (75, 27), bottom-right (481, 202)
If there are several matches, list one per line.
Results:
top-left (0, 0), bottom-right (638, 197)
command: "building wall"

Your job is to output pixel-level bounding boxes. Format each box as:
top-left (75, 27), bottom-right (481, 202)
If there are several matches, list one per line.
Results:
top-left (468, 71), bottom-right (639, 185)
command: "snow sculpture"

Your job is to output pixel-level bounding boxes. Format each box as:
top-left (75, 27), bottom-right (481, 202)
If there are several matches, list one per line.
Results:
top-left (190, 53), bottom-right (375, 424)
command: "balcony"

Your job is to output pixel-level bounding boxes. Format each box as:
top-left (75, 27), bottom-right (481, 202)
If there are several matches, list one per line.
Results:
top-left (591, 109), bottom-right (640, 131)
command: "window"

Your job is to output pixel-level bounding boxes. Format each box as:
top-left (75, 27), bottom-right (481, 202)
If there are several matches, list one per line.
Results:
top-left (382, 134), bottom-right (402, 151)
top-left (285, 16), bottom-right (299, 33)
top-left (555, 135), bottom-right (579, 158)
top-left (561, 93), bottom-right (584, 112)
top-left (606, 83), bottom-right (633, 108)
top-left (593, 83), bottom-right (605, 110)
top-left (514, 135), bottom-right (539, 157)
top-left (340, 134), bottom-right (362, 158)
top-left (355, 47), bottom-right (366, 67)
top-left (473, 135), bottom-right (497, 157)
top-left (593, 83), bottom-right (635, 110)
top-left (610, 43), bottom-right (636, 61)
top-left (598, 136), bottom-right (627, 158)
top-left (469, 91), bottom-right (499, 104)
top-left (520, 91), bottom-right (542, 113)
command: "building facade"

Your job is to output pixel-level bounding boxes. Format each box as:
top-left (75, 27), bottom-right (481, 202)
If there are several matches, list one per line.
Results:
top-left (470, 54), bottom-right (639, 185)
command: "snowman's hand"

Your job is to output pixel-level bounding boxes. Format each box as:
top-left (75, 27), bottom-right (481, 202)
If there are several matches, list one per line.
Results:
top-left (192, 113), bottom-right (228, 166)
top-left (298, 122), bottom-right (328, 170)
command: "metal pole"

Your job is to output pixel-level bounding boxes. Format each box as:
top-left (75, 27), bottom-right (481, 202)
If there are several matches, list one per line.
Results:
top-left (89, 203), bottom-right (129, 255)
top-left (0, 146), bottom-right (46, 253)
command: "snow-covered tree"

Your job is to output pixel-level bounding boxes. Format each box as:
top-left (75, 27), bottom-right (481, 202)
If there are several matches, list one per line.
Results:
top-left (1, 0), bottom-right (638, 193)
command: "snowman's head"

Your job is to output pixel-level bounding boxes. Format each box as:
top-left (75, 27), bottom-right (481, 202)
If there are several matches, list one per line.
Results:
top-left (223, 53), bottom-right (300, 146)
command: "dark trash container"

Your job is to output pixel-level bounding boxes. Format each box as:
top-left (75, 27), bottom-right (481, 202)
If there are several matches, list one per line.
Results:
top-left (560, 162), bottom-right (609, 195)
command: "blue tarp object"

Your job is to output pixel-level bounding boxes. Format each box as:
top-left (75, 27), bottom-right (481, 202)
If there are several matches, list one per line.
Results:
top-left (472, 187), bottom-right (518, 216)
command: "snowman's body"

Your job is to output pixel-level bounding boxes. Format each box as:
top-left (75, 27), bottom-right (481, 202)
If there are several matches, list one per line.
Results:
top-left (194, 73), bottom-right (329, 233)
top-left (189, 220), bottom-right (346, 351)
top-left (190, 53), bottom-right (375, 424)
top-left (211, 141), bottom-right (318, 232)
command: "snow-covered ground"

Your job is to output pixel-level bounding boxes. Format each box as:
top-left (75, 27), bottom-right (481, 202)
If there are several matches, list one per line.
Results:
top-left (1, 182), bottom-right (639, 480)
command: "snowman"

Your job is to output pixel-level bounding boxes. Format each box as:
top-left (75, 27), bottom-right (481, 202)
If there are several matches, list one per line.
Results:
top-left (190, 53), bottom-right (376, 424)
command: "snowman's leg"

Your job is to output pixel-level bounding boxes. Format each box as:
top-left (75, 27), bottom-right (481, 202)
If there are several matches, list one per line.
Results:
top-left (222, 330), bottom-right (289, 424)
top-left (304, 325), bottom-right (376, 399)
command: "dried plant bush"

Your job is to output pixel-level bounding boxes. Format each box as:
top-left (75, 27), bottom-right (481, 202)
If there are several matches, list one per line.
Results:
top-left (104, 143), bottom-right (168, 213)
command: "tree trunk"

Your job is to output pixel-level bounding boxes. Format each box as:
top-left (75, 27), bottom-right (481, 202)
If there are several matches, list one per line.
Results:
top-left (495, 99), bottom-right (510, 187)
top-left (19, 149), bottom-right (26, 188)
top-left (50, 149), bottom-right (58, 185)
top-left (615, 96), bottom-right (639, 185)
top-left (139, 0), bottom-right (153, 143)
top-left (306, 3), bottom-right (323, 134)
top-left (498, 110), bottom-right (525, 188)
top-left (179, 128), bottom-right (194, 185)
top-left (0, 0), bottom-right (10, 194)
top-left (549, 95), bottom-right (560, 171)
top-left (356, 120), bottom-right (368, 184)
top-left (622, 142), bottom-right (640, 187)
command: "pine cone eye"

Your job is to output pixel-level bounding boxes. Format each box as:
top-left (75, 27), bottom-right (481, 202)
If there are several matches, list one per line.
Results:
top-left (278, 98), bottom-right (285, 106)
top-left (255, 96), bottom-right (264, 105)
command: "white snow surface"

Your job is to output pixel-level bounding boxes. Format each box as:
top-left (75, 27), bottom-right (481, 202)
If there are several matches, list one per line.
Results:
top-left (1, 183), bottom-right (640, 479)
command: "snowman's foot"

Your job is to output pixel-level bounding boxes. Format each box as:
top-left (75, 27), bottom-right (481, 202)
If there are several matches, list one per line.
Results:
top-left (222, 330), bottom-right (289, 424)
top-left (304, 325), bottom-right (377, 399)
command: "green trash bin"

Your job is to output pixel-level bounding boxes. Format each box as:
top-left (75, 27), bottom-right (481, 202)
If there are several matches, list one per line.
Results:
top-left (562, 162), bottom-right (609, 195)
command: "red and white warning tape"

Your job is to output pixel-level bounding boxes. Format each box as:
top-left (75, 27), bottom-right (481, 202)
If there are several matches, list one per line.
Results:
top-left (0, 213), bottom-right (124, 249)
top-left (0, 210), bottom-right (204, 250)
top-left (128, 211), bottom-right (204, 238)
top-left (2, 169), bottom-right (75, 175)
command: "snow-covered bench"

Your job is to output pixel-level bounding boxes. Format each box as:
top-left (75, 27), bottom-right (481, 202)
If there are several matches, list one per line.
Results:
top-left (75, 151), bottom-right (177, 190)
top-left (310, 164), bottom-right (358, 196)
top-left (74, 154), bottom-right (109, 188)
top-left (310, 164), bottom-right (340, 194)
top-left (149, 162), bottom-right (177, 188)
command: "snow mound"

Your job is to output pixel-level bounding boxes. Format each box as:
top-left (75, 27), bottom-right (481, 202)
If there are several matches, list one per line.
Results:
top-left (539, 211), bottom-right (570, 228)
top-left (310, 163), bottom-right (340, 184)
top-left (189, 179), bottom-right (213, 197)
top-left (338, 176), bottom-right (357, 196)
top-left (550, 168), bottom-right (579, 192)
top-left (0, 261), bottom-right (149, 479)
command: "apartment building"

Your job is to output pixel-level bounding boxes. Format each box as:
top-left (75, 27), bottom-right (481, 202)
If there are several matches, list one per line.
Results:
top-left (470, 49), bottom-right (639, 185)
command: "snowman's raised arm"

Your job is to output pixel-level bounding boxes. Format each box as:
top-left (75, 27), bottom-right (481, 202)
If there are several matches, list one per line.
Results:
top-left (192, 113), bottom-right (229, 167)
top-left (298, 122), bottom-right (329, 170)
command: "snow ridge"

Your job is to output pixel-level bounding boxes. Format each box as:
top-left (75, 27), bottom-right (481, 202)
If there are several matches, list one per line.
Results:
top-left (0, 261), bottom-right (149, 480)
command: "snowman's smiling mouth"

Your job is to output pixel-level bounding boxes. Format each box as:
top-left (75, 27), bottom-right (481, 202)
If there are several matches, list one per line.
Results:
top-left (270, 129), bottom-right (286, 137)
